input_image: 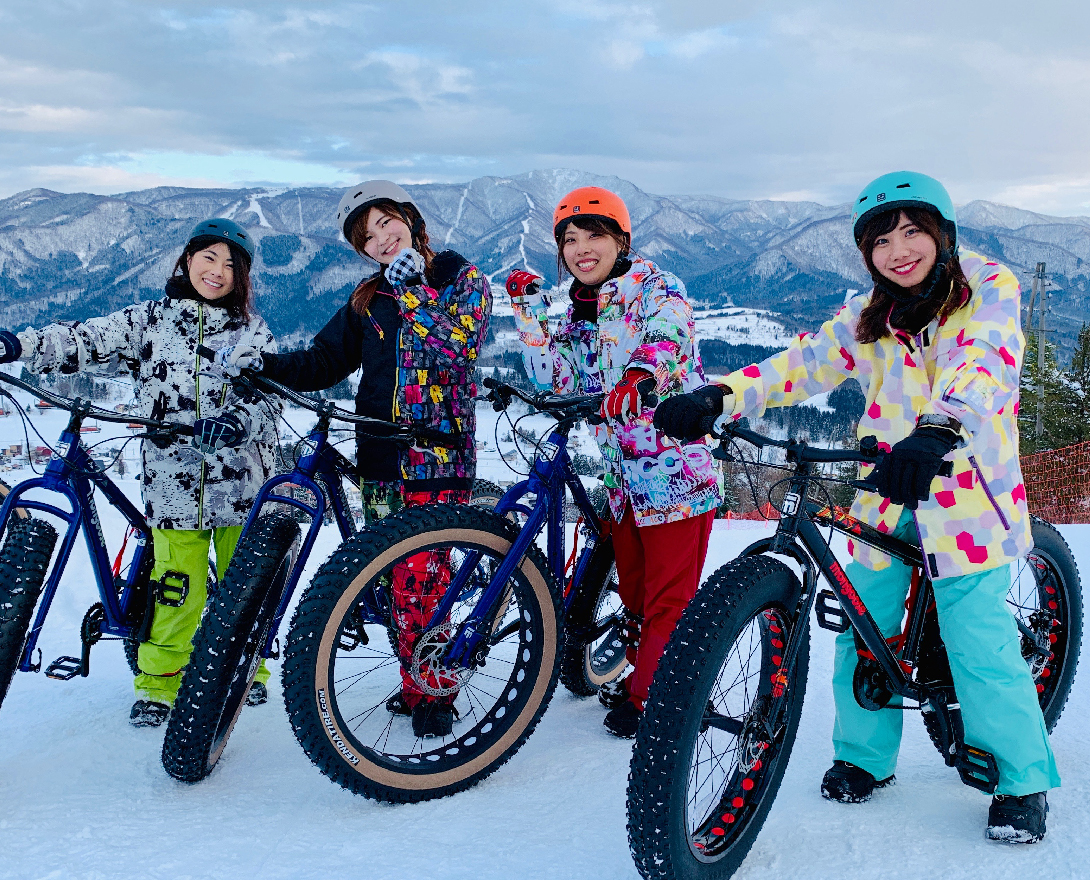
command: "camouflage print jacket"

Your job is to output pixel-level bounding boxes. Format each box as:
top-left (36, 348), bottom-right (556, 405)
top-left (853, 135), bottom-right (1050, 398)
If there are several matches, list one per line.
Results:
top-left (18, 284), bottom-right (281, 530)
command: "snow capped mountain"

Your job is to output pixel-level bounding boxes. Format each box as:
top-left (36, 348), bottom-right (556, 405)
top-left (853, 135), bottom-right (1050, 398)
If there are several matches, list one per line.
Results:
top-left (1, 170), bottom-right (1088, 353)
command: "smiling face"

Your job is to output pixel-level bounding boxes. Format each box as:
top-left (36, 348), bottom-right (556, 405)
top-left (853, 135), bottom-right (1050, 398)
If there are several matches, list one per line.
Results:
top-left (186, 242), bottom-right (235, 300)
top-left (869, 211), bottom-right (938, 290)
top-left (561, 223), bottom-right (623, 286)
top-left (359, 207), bottom-right (412, 265)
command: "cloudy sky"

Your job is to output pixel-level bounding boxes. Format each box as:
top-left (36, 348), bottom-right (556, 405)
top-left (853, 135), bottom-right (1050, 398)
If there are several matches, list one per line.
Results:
top-left (3, 1), bottom-right (1088, 213)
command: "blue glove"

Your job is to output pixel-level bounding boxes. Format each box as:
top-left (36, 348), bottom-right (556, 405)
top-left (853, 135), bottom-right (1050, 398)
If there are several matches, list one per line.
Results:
top-left (214, 344), bottom-right (263, 377)
top-left (192, 413), bottom-right (249, 455)
top-left (0, 331), bottom-right (22, 364)
top-left (385, 248), bottom-right (426, 286)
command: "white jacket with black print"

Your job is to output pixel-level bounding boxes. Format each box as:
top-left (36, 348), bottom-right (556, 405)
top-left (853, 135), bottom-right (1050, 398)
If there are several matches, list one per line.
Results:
top-left (18, 286), bottom-right (281, 530)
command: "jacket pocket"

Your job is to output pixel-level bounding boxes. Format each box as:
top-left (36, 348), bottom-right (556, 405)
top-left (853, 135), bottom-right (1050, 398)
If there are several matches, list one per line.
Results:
top-left (968, 455), bottom-right (1010, 531)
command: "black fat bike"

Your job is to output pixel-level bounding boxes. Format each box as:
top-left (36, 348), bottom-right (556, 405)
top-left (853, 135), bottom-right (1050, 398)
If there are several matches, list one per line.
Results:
top-left (626, 421), bottom-right (1082, 880)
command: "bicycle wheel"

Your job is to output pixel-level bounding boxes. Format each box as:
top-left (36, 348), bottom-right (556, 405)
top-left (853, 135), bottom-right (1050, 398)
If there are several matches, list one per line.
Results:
top-left (1007, 516), bottom-right (1082, 730)
top-left (560, 535), bottom-right (628, 696)
top-left (469, 479), bottom-right (505, 510)
top-left (0, 518), bottom-right (58, 711)
top-left (628, 556), bottom-right (808, 880)
top-left (162, 514), bottom-right (300, 783)
top-left (0, 478), bottom-right (29, 522)
top-left (283, 503), bottom-right (561, 802)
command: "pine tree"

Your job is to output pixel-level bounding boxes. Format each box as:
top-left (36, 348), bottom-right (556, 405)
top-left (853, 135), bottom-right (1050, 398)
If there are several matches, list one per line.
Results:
top-left (1060, 323), bottom-right (1090, 446)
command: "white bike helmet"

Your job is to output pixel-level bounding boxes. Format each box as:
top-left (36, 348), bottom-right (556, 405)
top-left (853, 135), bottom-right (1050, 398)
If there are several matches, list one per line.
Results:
top-left (336, 180), bottom-right (418, 241)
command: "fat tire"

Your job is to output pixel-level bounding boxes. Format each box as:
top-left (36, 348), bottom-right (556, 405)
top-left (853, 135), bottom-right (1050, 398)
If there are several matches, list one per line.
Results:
top-left (628, 556), bottom-right (808, 880)
top-left (559, 535), bottom-right (626, 696)
top-left (469, 479), bottom-right (505, 510)
top-left (161, 514), bottom-right (299, 783)
top-left (283, 503), bottom-right (561, 803)
top-left (0, 518), bottom-right (58, 711)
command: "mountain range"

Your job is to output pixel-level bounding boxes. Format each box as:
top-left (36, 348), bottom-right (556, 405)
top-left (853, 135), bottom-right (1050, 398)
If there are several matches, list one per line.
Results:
top-left (1, 169), bottom-right (1086, 356)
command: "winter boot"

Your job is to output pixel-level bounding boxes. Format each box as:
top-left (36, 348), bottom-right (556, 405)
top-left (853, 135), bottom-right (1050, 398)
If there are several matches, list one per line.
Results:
top-left (386, 692), bottom-right (412, 717)
top-left (129, 699), bottom-right (170, 728)
top-left (246, 681), bottom-right (268, 707)
top-left (599, 677), bottom-right (630, 711)
top-left (820, 761), bottom-right (895, 803)
top-left (986, 792), bottom-right (1048, 844)
top-left (604, 700), bottom-right (641, 739)
top-left (412, 701), bottom-right (455, 738)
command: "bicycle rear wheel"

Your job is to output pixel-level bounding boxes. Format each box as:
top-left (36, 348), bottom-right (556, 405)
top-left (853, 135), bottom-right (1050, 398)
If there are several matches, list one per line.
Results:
top-left (560, 535), bottom-right (628, 696)
top-left (283, 503), bottom-right (561, 802)
top-left (628, 556), bottom-right (808, 880)
top-left (162, 514), bottom-right (300, 782)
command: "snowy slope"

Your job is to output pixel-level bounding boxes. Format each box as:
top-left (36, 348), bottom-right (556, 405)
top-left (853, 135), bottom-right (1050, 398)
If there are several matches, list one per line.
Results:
top-left (0, 396), bottom-right (1087, 880)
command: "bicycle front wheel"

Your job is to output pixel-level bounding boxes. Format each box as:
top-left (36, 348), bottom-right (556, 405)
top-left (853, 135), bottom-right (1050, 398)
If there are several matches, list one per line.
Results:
top-left (628, 555), bottom-right (808, 880)
top-left (162, 514), bottom-right (300, 782)
top-left (283, 503), bottom-right (562, 802)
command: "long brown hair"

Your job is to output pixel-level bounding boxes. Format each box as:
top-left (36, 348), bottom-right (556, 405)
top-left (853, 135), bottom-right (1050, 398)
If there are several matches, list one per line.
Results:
top-left (172, 239), bottom-right (253, 320)
top-left (554, 215), bottom-right (632, 284)
top-left (348, 201), bottom-right (436, 315)
top-left (855, 206), bottom-right (970, 343)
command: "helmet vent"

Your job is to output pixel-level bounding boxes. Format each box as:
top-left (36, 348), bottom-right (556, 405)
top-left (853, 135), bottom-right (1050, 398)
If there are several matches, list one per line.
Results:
top-left (896, 183), bottom-right (911, 189)
top-left (589, 200), bottom-right (600, 204)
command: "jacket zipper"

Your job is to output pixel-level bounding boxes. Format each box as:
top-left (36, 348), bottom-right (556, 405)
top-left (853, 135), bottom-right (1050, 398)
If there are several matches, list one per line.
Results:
top-left (968, 455), bottom-right (1011, 530)
top-left (196, 303), bottom-right (206, 530)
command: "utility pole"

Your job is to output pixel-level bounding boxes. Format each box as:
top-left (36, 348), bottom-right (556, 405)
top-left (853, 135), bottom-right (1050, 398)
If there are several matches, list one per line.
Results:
top-left (1029, 262), bottom-right (1049, 444)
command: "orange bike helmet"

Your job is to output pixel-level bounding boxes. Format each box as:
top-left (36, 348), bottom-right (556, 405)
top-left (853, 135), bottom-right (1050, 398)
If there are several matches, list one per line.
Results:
top-left (552, 187), bottom-right (632, 240)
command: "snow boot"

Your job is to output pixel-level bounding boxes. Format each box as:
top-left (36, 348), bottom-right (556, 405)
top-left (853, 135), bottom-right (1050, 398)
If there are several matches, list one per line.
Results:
top-left (129, 699), bottom-right (170, 728)
top-left (820, 761), bottom-right (895, 803)
top-left (246, 681), bottom-right (268, 707)
top-left (386, 692), bottom-right (412, 717)
top-left (604, 700), bottom-right (641, 739)
top-left (986, 792), bottom-right (1048, 844)
top-left (412, 701), bottom-right (455, 738)
top-left (599, 677), bottom-right (629, 711)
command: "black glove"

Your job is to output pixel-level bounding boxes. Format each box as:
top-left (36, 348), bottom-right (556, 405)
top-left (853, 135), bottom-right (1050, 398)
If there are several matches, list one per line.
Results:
top-left (871, 427), bottom-right (958, 510)
top-left (653, 385), bottom-right (728, 444)
top-left (0, 330), bottom-right (22, 364)
top-left (192, 413), bottom-right (248, 455)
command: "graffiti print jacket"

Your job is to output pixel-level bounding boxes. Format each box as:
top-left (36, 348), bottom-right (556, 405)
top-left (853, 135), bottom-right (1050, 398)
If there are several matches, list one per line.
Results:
top-left (262, 250), bottom-right (491, 490)
top-left (18, 281), bottom-right (280, 530)
top-left (512, 256), bottom-right (720, 526)
top-left (721, 250), bottom-right (1030, 579)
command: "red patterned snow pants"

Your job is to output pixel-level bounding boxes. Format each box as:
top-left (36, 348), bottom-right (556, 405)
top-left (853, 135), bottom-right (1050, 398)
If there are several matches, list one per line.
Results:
top-left (392, 487), bottom-right (471, 707)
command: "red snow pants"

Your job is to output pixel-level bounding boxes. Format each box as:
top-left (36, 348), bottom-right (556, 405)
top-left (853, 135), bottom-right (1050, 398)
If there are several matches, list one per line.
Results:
top-left (611, 505), bottom-right (715, 710)
top-left (391, 487), bottom-right (471, 708)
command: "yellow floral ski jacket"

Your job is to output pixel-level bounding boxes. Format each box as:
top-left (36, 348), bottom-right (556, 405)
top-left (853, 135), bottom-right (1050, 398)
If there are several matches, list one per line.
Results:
top-left (723, 250), bottom-right (1030, 579)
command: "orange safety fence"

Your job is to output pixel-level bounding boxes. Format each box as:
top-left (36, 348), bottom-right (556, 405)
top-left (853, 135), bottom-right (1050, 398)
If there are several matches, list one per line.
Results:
top-left (1020, 440), bottom-right (1090, 524)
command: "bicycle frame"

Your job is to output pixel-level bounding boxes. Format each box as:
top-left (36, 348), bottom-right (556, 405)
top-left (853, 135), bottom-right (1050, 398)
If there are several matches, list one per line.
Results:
top-left (1, 424), bottom-right (153, 673)
top-left (430, 410), bottom-right (605, 669)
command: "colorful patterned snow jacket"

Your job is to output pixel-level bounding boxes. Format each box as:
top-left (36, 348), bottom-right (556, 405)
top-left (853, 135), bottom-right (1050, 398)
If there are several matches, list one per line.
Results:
top-left (263, 250), bottom-right (491, 490)
top-left (722, 249), bottom-right (1030, 579)
top-left (512, 256), bottom-right (720, 526)
top-left (18, 283), bottom-right (281, 530)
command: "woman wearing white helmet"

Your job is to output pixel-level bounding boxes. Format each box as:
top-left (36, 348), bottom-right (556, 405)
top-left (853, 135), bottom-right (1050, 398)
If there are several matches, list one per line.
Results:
top-left (218, 181), bottom-right (491, 739)
top-left (655, 171), bottom-right (1058, 843)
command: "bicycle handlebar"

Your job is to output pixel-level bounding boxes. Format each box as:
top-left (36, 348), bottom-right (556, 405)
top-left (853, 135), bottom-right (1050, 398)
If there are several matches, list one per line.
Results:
top-left (195, 345), bottom-right (458, 448)
top-left (0, 372), bottom-right (194, 437)
top-left (480, 376), bottom-right (656, 426)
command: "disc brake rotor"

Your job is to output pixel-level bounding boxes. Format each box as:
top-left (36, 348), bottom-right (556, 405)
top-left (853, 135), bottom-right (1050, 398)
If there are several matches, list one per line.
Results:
top-left (410, 623), bottom-right (475, 697)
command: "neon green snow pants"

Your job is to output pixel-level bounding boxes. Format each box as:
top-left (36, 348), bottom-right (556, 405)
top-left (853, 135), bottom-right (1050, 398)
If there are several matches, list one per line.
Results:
top-left (831, 509), bottom-right (1060, 796)
top-left (134, 526), bottom-right (270, 705)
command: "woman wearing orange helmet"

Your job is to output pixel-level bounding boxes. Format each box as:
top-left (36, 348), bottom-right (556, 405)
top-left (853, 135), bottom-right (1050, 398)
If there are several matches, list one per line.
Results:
top-left (506, 186), bottom-right (720, 737)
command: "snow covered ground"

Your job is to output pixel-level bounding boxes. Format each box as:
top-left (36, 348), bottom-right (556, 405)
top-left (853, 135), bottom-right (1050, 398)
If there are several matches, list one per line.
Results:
top-left (0, 385), bottom-right (1088, 880)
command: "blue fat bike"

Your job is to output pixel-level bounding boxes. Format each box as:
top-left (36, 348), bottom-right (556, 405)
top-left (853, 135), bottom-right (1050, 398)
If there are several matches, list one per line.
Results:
top-left (626, 421), bottom-right (1083, 880)
top-left (160, 348), bottom-right (459, 783)
top-left (0, 373), bottom-right (196, 713)
top-left (281, 377), bottom-right (636, 802)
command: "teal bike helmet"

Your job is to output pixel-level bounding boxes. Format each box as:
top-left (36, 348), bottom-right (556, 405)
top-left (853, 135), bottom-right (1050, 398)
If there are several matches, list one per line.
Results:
top-left (188, 218), bottom-right (255, 262)
top-left (851, 171), bottom-right (957, 249)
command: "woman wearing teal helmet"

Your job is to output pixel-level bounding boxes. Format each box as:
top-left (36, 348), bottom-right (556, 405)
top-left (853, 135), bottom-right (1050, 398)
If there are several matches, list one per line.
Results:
top-left (655, 171), bottom-right (1058, 843)
top-left (0, 218), bottom-right (281, 726)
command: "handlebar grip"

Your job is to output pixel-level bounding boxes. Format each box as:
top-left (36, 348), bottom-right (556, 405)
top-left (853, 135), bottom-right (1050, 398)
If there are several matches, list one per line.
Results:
top-left (482, 376), bottom-right (498, 390)
top-left (415, 427), bottom-right (460, 449)
top-left (938, 460), bottom-right (953, 478)
top-left (636, 377), bottom-right (659, 411)
top-left (196, 344), bottom-right (216, 362)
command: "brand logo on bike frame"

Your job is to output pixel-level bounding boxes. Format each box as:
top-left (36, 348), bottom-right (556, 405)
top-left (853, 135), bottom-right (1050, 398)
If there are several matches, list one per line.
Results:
top-left (828, 560), bottom-right (867, 617)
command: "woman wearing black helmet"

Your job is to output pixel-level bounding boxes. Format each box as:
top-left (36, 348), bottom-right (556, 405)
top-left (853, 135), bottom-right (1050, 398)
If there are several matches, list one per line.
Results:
top-left (0, 219), bottom-right (281, 726)
top-left (655, 172), bottom-right (1058, 843)
top-left (216, 180), bottom-right (492, 738)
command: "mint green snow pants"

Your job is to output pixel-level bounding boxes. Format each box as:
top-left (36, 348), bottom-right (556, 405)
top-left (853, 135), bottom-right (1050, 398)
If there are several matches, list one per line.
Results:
top-left (831, 509), bottom-right (1060, 796)
top-left (134, 526), bottom-right (269, 706)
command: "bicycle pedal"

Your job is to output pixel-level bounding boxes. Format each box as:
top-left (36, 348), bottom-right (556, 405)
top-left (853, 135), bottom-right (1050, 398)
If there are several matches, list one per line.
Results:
top-left (816, 589), bottom-right (851, 633)
top-left (954, 744), bottom-right (1000, 793)
top-left (45, 656), bottom-right (84, 681)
